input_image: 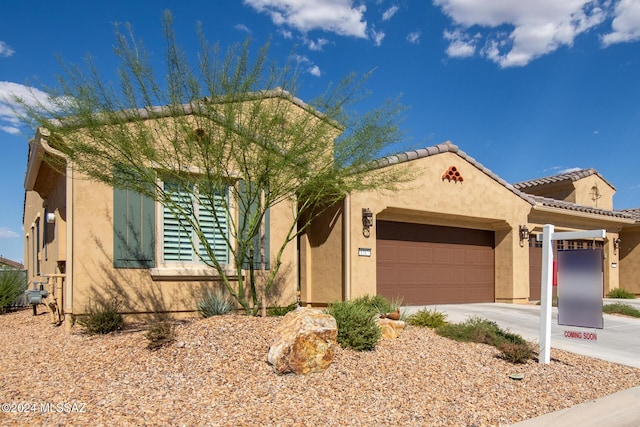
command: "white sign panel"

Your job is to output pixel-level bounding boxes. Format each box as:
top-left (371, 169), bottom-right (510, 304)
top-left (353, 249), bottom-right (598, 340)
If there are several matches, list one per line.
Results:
top-left (557, 249), bottom-right (603, 329)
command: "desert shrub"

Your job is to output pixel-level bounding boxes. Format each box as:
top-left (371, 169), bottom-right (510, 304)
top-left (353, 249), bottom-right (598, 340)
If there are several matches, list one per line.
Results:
top-left (498, 342), bottom-right (534, 364)
top-left (407, 308), bottom-right (448, 328)
top-left (77, 299), bottom-right (123, 335)
top-left (603, 303), bottom-right (640, 317)
top-left (606, 288), bottom-right (636, 299)
top-left (324, 299), bottom-right (381, 351)
top-left (437, 316), bottom-right (527, 347)
top-left (146, 320), bottom-right (176, 350)
top-left (352, 294), bottom-right (406, 319)
top-left (267, 302), bottom-right (298, 317)
top-left (198, 290), bottom-right (232, 317)
top-left (0, 269), bottom-right (27, 313)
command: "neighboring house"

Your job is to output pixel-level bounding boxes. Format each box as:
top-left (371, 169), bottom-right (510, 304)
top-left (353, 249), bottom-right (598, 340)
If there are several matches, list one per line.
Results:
top-left (23, 96), bottom-right (640, 328)
top-left (0, 256), bottom-right (23, 270)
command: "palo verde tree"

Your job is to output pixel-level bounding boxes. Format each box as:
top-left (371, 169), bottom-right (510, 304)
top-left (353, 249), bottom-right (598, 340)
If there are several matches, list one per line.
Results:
top-left (17, 11), bottom-right (410, 315)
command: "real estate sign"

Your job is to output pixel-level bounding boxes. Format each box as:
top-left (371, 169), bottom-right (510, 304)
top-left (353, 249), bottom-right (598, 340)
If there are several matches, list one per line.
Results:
top-left (557, 249), bottom-right (604, 329)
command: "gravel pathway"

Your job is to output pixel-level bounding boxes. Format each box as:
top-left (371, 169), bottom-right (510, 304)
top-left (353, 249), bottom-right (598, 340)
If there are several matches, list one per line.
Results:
top-left (1, 308), bottom-right (639, 426)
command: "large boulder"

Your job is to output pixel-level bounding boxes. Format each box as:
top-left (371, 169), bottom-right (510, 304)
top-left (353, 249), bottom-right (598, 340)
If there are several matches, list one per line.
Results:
top-left (267, 307), bottom-right (338, 375)
top-left (376, 318), bottom-right (406, 339)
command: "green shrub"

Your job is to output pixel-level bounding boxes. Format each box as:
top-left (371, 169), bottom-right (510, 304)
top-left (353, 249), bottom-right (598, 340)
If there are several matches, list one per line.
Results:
top-left (146, 320), bottom-right (176, 350)
top-left (498, 342), bottom-right (534, 364)
top-left (324, 299), bottom-right (381, 351)
top-left (606, 288), bottom-right (637, 299)
top-left (0, 269), bottom-right (27, 313)
top-left (603, 303), bottom-right (640, 317)
top-left (198, 290), bottom-right (232, 317)
top-left (77, 299), bottom-right (124, 335)
top-left (407, 308), bottom-right (448, 328)
top-left (436, 316), bottom-right (528, 349)
top-left (267, 302), bottom-right (298, 317)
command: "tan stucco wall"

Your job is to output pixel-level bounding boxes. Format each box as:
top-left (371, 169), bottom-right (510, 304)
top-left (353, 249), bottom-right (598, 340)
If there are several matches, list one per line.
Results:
top-left (299, 202), bottom-right (344, 305)
top-left (343, 151), bottom-right (532, 304)
top-left (573, 176), bottom-right (615, 210)
top-left (619, 226), bottom-right (640, 294)
top-left (68, 174), bottom-right (297, 316)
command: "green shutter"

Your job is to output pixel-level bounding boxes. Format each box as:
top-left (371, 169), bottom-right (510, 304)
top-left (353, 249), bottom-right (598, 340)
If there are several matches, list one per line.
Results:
top-left (113, 186), bottom-right (156, 268)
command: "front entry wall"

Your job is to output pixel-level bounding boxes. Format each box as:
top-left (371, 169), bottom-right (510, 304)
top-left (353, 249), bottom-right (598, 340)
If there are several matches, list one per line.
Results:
top-left (376, 221), bottom-right (495, 304)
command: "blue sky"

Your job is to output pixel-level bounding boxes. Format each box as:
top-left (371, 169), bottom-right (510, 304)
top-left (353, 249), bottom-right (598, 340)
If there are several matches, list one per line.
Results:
top-left (1, 0), bottom-right (640, 263)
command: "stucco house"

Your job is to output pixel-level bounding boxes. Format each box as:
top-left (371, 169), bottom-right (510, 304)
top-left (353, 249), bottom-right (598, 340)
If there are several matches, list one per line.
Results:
top-left (23, 94), bottom-right (640, 328)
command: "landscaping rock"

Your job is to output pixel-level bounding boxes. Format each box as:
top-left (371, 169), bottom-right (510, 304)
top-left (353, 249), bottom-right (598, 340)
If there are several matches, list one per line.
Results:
top-left (376, 318), bottom-right (406, 339)
top-left (267, 307), bottom-right (337, 375)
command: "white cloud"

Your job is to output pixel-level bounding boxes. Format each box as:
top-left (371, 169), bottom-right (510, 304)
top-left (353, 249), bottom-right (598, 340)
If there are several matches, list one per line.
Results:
top-left (559, 167), bottom-right (583, 174)
top-left (306, 37), bottom-right (329, 51)
top-left (382, 5), bottom-right (399, 21)
top-left (235, 24), bottom-right (252, 33)
top-left (407, 32), bottom-right (421, 44)
top-left (444, 30), bottom-right (477, 58)
top-left (601, 0), bottom-right (640, 46)
top-left (434, 0), bottom-right (608, 67)
top-left (292, 54), bottom-right (321, 76)
top-left (308, 65), bottom-right (321, 76)
top-left (0, 228), bottom-right (19, 239)
top-left (0, 41), bottom-right (14, 58)
top-left (244, 0), bottom-right (368, 38)
top-left (0, 81), bottom-right (54, 135)
top-left (279, 29), bottom-right (293, 39)
top-left (371, 29), bottom-right (385, 46)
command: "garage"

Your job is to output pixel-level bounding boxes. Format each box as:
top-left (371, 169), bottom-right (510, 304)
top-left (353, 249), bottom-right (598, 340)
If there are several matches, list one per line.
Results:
top-left (376, 220), bottom-right (495, 305)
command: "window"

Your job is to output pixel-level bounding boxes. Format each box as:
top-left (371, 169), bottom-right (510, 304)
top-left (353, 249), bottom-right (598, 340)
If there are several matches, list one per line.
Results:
top-left (162, 182), bottom-right (229, 265)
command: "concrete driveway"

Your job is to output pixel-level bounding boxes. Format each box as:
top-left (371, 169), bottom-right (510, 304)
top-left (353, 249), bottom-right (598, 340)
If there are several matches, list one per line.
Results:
top-left (405, 300), bottom-right (640, 369)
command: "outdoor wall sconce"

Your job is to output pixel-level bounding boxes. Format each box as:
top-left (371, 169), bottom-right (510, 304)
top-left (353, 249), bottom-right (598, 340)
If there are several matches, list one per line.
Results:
top-left (362, 208), bottom-right (374, 238)
top-left (613, 237), bottom-right (621, 255)
top-left (519, 225), bottom-right (530, 247)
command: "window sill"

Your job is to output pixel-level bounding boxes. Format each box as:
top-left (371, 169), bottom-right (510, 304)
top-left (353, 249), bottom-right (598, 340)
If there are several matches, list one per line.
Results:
top-left (150, 266), bottom-right (240, 282)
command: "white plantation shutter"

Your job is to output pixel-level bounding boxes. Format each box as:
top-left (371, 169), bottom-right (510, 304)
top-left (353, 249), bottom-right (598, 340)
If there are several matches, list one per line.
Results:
top-left (198, 189), bottom-right (229, 264)
top-left (163, 181), bottom-right (229, 264)
top-left (163, 184), bottom-right (194, 261)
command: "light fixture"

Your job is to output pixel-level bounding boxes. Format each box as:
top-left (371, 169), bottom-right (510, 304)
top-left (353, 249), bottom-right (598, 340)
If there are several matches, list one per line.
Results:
top-left (613, 237), bottom-right (621, 255)
top-left (362, 208), bottom-right (373, 237)
top-left (519, 225), bottom-right (530, 246)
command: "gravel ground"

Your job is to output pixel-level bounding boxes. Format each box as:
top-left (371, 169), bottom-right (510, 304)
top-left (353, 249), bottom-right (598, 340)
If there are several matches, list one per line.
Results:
top-left (1, 307), bottom-right (639, 427)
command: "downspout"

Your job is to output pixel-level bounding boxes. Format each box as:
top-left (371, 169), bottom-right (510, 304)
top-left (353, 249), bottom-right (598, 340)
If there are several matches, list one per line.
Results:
top-left (64, 163), bottom-right (74, 332)
top-left (343, 194), bottom-right (350, 301)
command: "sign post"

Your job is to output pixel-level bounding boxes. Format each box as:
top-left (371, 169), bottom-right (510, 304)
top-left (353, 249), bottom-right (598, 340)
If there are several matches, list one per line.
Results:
top-left (537, 225), bottom-right (606, 364)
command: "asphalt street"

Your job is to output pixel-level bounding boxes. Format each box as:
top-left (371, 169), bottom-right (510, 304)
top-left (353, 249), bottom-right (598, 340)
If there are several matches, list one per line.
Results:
top-left (405, 300), bottom-right (640, 369)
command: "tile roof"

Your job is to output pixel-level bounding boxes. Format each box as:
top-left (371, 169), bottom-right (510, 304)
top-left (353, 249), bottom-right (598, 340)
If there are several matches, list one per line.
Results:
top-left (374, 141), bottom-right (537, 205)
top-left (376, 142), bottom-right (635, 222)
top-left (530, 196), bottom-right (634, 219)
top-left (618, 208), bottom-right (640, 221)
top-left (513, 168), bottom-right (616, 191)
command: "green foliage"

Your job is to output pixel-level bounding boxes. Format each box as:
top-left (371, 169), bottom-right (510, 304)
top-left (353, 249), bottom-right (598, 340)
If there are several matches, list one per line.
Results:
top-left (146, 320), bottom-right (176, 350)
top-left (498, 342), bottom-right (534, 364)
top-left (324, 299), bottom-right (381, 351)
top-left (407, 308), bottom-right (448, 328)
top-left (606, 288), bottom-right (637, 299)
top-left (436, 316), bottom-right (532, 363)
top-left (77, 299), bottom-right (124, 335)
top-left (198, 290), bottom-right (233, 317)
top-left (0, 270), bottom-right (27, 314)
top-left (603, 303), bottom-right (640, 317)
top-left (267, 302), bottom-right (298, 317)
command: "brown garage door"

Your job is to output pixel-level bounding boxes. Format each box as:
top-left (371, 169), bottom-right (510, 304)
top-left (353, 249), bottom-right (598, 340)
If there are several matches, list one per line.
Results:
top-left (376, 220), bottom-right (495, 305)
